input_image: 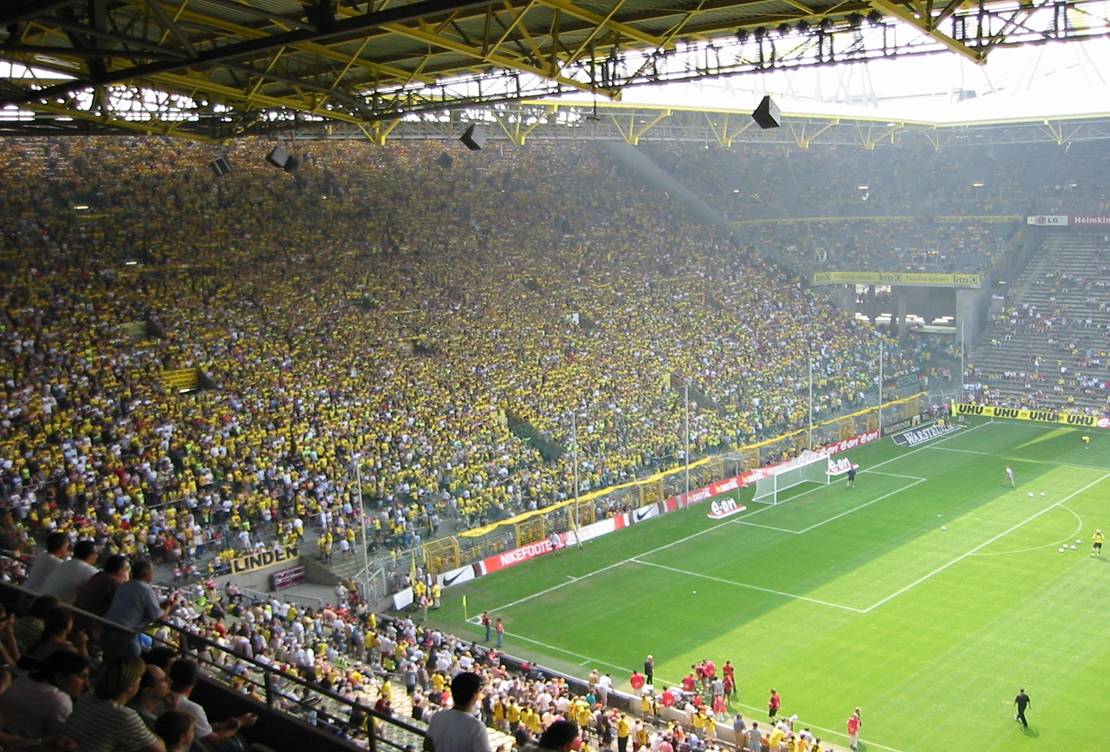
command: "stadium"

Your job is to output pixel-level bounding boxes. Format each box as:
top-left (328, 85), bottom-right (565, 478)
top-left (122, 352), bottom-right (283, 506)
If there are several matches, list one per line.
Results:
top-left (0, 0), bottom-right (1109, 751)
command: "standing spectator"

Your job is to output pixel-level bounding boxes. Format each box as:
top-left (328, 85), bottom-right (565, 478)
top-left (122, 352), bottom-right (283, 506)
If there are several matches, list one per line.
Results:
top-left (644, 655), bottom-right (654, 686)
top-left (746, 721), bottom-right (762, 752)
top-left (846, 708), bottom-right (862, 750)
top-left (41, 540), bottom-right (99, 604)
top-left (423, 671), bottom-right (490, 752)
top-left (102, 560), bottom-right (172, 659)
top-left (481, 612), bottom-right (491, 642)
top-left (62, 657), bottom-right (165, 752)
top-left (768, 689), bottom-right (781, 719)
top-left (74, 555), bottom-right (131, 617)
top-left (1014, 689), bottom-right (1031, 728)
top-left (25, 533), bottom-right (70, 592)
top-left (495, 618), bottom-right (504, 648)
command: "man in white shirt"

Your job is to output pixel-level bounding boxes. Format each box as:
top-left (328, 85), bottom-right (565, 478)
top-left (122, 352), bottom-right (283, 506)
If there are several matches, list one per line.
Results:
top-left (424, 672), bottom-right (490, 752)
top-left (42, 539), bottom-right (99, 604)
top-left (25, 532), bottom-right (70, 592)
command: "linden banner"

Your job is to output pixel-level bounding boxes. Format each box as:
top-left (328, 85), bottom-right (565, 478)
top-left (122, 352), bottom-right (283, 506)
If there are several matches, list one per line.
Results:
top-left (812, 271), bottom-right (982, 288)
top-left (952, 403), bottom-right (1110, 430)
top-left (230, 544), bottom-right (300, 575)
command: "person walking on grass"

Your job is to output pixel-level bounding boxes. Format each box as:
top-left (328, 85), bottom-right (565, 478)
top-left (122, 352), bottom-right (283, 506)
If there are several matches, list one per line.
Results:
top-left (1014, 689), bottom-right (1031, 728)
top-left (846, 708), bottom-right (862, 750)
top-left (1092, 529), bottom-right (1104, 558)
top-left (768, 689), bottom-right (781, 720)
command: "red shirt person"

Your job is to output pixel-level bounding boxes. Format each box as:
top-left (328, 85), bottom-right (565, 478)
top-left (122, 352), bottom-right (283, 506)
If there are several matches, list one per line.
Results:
top-left (768, 689), bottom-right (782, 719)
top-left (630, 671), bottom-right (645, 692)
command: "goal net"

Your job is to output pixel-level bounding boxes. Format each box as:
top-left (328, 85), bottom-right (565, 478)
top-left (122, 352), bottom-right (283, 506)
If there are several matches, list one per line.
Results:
top-left (751, 450), bottom-right (829, 505)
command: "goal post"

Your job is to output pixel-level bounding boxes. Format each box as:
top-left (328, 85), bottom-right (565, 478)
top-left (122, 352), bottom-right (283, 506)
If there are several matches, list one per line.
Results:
top-left (751, 450), bottom-right (830, 505)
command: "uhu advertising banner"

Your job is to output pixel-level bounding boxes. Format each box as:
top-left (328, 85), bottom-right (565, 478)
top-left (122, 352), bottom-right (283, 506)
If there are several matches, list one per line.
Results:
top-left (952, 403), bottom-right (1110, 430)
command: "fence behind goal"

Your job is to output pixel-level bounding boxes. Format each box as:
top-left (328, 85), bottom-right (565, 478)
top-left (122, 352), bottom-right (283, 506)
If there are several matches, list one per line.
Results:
top-left (419, 393), bottom-right (926, 575)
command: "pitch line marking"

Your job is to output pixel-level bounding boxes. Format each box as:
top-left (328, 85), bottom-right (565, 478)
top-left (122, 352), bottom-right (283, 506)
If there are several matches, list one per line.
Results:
top-left (970, 504), bottom-right (1085, 557)
top-left (795, 478), bottom-right (926, 534)
top-left (862, 473), bottom-right (1110, 613)
top-left (731, 478), bottom-right (924, 535)
top-left (865, 470), bottom-right (927, 481)
top-left (630, 558), bottom-right (867, 613)
top-left (479, 423), bottom-right (988, 617)
top-left (926, 445), bottom-right (1110, 472)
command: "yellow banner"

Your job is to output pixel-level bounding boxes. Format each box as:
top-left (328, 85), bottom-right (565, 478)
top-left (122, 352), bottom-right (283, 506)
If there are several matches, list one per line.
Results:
top-left (230, 544), bottom-right (300, 575)
top-left (951, 403), bottom-right (1108, 430)
top-left (812, 271), bottom-right (982, 288)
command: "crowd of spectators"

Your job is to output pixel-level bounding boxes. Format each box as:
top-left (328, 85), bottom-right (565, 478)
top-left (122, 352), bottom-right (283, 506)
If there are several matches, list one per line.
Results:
top-left (0, 539), bottom-right (843, 752)
top-left (0, 136), bottom-right (925, 569)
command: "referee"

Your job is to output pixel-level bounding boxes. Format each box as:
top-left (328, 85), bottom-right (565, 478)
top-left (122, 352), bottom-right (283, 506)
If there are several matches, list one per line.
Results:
top-left (1014, 689), bottom-right (1031, 728)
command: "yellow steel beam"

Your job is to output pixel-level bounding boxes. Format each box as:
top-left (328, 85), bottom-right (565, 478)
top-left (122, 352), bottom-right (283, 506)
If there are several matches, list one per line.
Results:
top-left (564, 0), bottom-right (630, 66)
top-left (629, 109), bottom-right (671, 144)
top-left (379, 21), bottom-right (617, 97)
top-left (869, 0), bottom-right (986, 63)
top-left (143, 1), bottom-right (434, 84)
top-left (17, 100), bottom-right (223, 142)
top-left (532, 0), bottom-right (666, 48)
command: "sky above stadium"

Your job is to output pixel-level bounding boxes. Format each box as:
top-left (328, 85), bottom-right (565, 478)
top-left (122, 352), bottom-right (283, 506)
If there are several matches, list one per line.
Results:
top-left (564, 24), bottom-right (1110, 123)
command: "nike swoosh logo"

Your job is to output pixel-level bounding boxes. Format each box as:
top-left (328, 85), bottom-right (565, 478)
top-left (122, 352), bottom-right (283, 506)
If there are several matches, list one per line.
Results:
top-left (635, 507), bottom-right (652, 521)
top-left (444, 569), bottom-right (467, 586)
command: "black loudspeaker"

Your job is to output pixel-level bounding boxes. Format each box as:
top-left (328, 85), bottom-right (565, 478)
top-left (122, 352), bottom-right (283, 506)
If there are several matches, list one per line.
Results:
top-left (209, 157), bottom-right (232, 177)
top-left (266, 145), bottom-right (290, 169)
top-left (436, 152), bottom-right (454, 169)
top-left (752, 95), bottom-right (781, 129)
top-left (460, 124), bottom-right (486, 151)
top-left (283, 155), bottom-right (300, 174)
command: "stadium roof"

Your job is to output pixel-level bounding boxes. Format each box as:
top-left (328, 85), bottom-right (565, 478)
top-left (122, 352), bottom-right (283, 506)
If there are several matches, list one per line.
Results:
top-left (1, 0), bottom-right (1109, 140)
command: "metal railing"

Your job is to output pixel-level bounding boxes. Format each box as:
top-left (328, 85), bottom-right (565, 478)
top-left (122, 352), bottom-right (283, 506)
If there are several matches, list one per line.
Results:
top-left (0, 576), bottom-right (427, 752)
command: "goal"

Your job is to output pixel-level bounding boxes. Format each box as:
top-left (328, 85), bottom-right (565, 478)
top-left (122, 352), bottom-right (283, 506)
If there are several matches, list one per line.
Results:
top-left (751, 450), bottom-right (830, 505)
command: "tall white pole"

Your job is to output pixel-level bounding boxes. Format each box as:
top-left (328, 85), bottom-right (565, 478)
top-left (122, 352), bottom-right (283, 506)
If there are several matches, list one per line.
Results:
top-left (808, 356), bottom-right (814, 450)
top-left (572, 411), bottom-right (582, 549)
top-left (354, 457), bottom-right (369, 599)
top-left (960, 320), bottom-right (965, 395)
top-left (878, 338), bottom-right (884, 432)
top-left (684, 383), bottom-right (691, 503)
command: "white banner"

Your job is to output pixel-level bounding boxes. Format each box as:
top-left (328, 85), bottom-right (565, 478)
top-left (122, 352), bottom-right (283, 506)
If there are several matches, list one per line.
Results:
top-left (1026, 215), bottom-right (1069, 226)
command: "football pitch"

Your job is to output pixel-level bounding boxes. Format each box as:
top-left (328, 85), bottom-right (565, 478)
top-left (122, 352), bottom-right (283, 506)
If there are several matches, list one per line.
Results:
top-left (432, 419), bottom-right (1110, 751)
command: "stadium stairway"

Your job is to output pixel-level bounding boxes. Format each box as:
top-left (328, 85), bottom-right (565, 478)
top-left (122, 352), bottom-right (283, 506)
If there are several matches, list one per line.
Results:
top-left (970, 234), bottom-right (1110, 411)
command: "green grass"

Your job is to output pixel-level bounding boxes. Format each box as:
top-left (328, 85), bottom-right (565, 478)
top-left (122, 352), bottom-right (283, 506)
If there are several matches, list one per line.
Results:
top-left (430, 419), bottom-right (1110, 752)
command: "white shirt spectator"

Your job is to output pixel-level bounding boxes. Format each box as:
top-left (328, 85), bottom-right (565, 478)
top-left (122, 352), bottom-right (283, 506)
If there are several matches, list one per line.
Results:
top-left (41, 558), bottom-right (98, 604)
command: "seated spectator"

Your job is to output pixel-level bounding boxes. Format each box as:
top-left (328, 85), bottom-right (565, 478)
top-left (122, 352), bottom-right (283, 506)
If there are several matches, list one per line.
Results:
top-left (168, 658), bottom-right (256, 751)
top-left (42, 540), bottom-right (100, 604)
top-left (128, 664), bottom-right (175, 729)
top-left (13, 595), bottom-right (59, 656)
top-left (25, 533), bottom-right (70, 593)
top-left (21, 607), bottom-right (89, 669)
top-left (63, 656), bottom-right (164, 752)
top-left (153, 710), bottom-right (196, 752)
top-left (75, 554), bottom-right (131, 617)
top-left (522, 720), bottom-right (579, 752)
top-left (0, 649), bottom-right (89, 740)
